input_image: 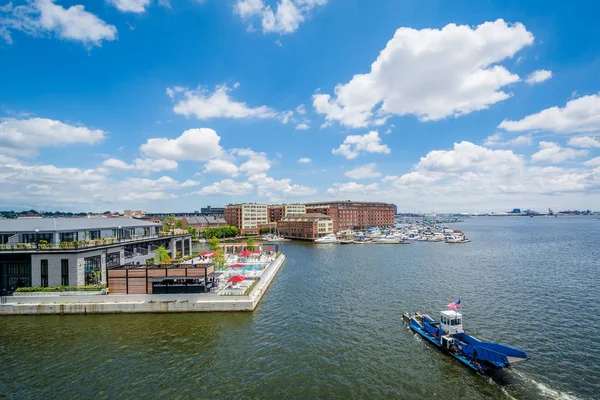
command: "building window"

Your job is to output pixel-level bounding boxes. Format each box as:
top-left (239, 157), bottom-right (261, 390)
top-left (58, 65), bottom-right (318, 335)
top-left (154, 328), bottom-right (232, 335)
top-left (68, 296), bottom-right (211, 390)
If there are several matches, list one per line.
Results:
top-left (41, 259), bottom-right (48, 287)
top-left (61, 259), bottom-right (69, 286)
top-left (84, 256), bottom-right (102, 285)
top-left (89, 230), bottom-right (101, 240)
top-left (59, 232), bottom-right (78, 242)
top-left (143, 227), bottom-right (151, 237)
top-left (106, 252), bottom-right (121, 268)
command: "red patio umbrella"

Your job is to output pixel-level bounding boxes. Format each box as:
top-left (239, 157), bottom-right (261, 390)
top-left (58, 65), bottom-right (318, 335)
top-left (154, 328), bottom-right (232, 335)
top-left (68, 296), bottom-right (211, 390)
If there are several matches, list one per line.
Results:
top-left (229, 264), bottom-right (245, 268)
top-left (201, 251), bottom-right (215, 256)
top-left (252, 250), bottom-right (261, 253)
top-left (266, 247), bottom-right (275, 251)
top-left (228, 275), bottom-right (245, 283)
top-left (240, 250), bottom-right (251, 257)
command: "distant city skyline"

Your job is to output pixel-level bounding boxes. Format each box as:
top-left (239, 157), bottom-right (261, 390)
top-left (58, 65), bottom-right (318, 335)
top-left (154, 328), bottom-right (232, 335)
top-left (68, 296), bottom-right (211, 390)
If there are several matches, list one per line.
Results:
top-left (1, 1), bottom-right (599, 212)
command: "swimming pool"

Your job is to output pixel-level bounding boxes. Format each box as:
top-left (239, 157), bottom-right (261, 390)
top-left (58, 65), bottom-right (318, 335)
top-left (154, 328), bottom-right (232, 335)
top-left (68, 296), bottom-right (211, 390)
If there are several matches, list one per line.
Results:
top-left (228, 264), bottom-right (263, 271)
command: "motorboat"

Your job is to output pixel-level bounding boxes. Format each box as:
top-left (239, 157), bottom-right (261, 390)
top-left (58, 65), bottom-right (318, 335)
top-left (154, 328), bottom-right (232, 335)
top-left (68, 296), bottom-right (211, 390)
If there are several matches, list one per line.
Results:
top-left (339, 239), bottom-right (354, 244)
top-left (403, 306), bottom-right (528, 373)
top-left (446, 235), bottom-right (470, 243)
top-left (264, 234), bottom-right (290, 242)
top-left (314, 234), bottom-right (338, 244)
top-left (373, 236), bottom-right (409, 244)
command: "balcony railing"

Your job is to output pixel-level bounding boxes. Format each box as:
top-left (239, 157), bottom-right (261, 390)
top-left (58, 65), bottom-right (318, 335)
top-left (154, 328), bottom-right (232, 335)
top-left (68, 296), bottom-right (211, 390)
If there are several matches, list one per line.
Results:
top-left (0, 233), bottom-right (190, 252)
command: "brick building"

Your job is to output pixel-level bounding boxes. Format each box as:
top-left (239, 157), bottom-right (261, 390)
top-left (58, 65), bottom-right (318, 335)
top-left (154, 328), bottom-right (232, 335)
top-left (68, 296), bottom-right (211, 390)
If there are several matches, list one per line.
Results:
top-left (224, 204), bottom-right (268, 234)
top-left (304, 201), bottom-right (395, 232)
top-left (181, 216), bottom-right (227, 232)
top-left (267, 204), bottom-right (306, 223)
top-left (276, 214), bottom-right (334, 241)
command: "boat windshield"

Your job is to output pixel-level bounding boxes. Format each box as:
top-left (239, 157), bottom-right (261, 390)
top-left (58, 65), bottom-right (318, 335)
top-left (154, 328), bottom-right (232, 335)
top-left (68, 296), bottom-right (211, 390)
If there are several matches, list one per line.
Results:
top-left (451, 319), bottom-right (462, 325)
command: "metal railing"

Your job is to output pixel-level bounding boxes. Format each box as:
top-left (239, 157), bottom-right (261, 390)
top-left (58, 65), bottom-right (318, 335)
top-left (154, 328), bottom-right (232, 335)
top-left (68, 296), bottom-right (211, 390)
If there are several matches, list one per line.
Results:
top-left (0, 233), bottom-right (190, 252)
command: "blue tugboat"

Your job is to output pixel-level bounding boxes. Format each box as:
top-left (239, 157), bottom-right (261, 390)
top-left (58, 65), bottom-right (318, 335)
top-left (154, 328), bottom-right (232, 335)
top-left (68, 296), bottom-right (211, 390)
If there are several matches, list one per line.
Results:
top-left (403, 301), bottom-right (528, 373)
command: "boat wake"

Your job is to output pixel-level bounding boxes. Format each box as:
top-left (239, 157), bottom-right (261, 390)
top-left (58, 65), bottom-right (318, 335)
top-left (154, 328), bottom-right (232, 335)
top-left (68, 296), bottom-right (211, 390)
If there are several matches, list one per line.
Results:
top-left (511, 371), bottom-right (582, 400)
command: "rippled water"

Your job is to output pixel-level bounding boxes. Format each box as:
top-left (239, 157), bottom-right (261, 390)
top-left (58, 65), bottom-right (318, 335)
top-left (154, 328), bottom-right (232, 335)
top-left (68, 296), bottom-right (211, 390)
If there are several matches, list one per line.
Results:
top-left (1, 217), bottom-right (599, 399)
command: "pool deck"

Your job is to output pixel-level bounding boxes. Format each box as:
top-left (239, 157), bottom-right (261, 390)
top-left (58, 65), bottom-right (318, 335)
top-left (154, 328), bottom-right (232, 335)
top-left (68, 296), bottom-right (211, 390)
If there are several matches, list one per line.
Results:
top-left (0, 254), bottom-right (285, 315)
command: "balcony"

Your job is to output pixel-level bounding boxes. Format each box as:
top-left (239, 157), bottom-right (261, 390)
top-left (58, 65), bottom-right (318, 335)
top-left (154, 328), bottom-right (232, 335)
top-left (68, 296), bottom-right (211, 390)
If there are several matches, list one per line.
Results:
top-left (0, 233), bottom-right (190, 252)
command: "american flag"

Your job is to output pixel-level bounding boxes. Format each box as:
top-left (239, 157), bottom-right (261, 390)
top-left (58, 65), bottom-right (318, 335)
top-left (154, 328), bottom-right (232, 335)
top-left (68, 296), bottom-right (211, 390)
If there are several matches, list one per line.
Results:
top-left (447, 299), bottom-right (461, 310)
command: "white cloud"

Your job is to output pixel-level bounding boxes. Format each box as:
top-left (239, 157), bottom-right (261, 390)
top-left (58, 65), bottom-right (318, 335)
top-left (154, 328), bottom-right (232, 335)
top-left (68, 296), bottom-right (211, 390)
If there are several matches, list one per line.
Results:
top-left (234, 0), bottom-right (327, 34)
top-left (298, 157), bottom-right (312, 163)
top-left (327, 182), bottom-right (379, 195)
top-left (0, 117), bottom-right (106, 157)
top-left (102, 158), bottom-right (178, 172)
top-left (584, 157), bottom-right (600, 167)
top-left (531, 141), bottom-right (588, 164)
top-left (332, 131), bottom-right (391, 159)
top-left (525, 69), bottom-right (552, 85)
top-left (344, 163), bottom-right (381, 180)
top-left (203, 159), bottom-right (240, 177)
top-left (1, 0), bottom-right (117, 47)
top-left (295, 123), bottom-right (310, 130)
top-left (167, 84), bottom-right (290, 122)
top-left (499, 93), bottom-right (600, 133)
top-left (248, 173), bottom-right (316, 199)
top-left (484, 133), bottom-right (533, 147)
top-left (385, 124), bottom-right (395, 134)
top-left (313, 19), bottom-right (534, 128)
top-left (233, 148), bottom-right (271, 175)
top-left (568, 136), bottom-right (600, 148)
top-left (140, 128), bottom-right (223, 161)
top-left (107, 0), bottom-right (151, 13)
top-left (296, 104), bottom-right (307, 115)
top-left (196, 179), bottom-right (254, 195)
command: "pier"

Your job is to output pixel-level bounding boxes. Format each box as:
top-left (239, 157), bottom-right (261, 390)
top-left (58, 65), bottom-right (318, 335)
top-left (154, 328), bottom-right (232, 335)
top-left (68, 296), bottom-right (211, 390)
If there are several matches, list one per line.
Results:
top-left (0, 254), bottom-right (285, 315)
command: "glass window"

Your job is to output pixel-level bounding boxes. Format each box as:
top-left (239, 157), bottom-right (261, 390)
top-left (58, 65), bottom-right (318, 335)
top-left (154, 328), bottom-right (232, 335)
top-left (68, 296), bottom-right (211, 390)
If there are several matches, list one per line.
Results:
top-left (106, 252), bottom-right (120, 268)
top-left (84, 256), bottom-right (102, 285)
top-left (89, 230), bottom-right (101, 240)
top-left (41, 259), bottom-right (48, 287)
top-left (61, 259), bottom-right (69, 286)
top-left (59, 232), bottom-right (78, 242)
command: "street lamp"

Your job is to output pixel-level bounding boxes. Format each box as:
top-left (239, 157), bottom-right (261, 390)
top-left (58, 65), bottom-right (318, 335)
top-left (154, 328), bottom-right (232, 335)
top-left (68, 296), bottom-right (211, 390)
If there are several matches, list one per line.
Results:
top-left (35, 229), bottom-right (39, 250)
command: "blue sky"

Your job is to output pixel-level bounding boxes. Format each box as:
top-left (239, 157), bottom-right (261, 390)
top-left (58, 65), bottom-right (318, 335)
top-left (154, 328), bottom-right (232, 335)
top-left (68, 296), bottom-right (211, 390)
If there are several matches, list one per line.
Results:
top-left (1, 0), bottom-right (599, 213)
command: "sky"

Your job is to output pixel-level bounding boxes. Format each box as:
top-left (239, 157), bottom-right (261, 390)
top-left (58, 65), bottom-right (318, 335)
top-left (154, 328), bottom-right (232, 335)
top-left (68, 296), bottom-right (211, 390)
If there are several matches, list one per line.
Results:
top-left (0, 0), bottom-right (599, 213)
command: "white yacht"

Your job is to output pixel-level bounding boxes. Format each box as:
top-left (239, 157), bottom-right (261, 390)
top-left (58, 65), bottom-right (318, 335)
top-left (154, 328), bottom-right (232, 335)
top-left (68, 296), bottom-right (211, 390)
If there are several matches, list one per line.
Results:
top-left (264, 234), bottom-right (289, 242)
top-left (314, 234), bottom-right (338, 244)
top-left (374, 236), bottom-right (405, 244)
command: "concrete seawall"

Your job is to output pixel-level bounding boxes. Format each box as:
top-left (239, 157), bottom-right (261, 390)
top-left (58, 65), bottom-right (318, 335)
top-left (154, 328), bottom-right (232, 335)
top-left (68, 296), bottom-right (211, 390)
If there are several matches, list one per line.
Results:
top-left (0, 254), bottom-right (285, 315)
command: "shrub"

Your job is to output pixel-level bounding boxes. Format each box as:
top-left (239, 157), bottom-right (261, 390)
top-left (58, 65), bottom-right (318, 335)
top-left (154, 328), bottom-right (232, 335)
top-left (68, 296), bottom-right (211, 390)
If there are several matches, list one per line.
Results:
top-left (15, 285), bottom-right (105, 293)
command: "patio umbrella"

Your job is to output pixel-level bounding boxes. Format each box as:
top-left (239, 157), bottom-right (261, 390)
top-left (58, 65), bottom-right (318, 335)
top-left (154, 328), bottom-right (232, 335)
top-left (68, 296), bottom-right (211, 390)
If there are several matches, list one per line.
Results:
top-left (228, 275), bottom-right (245, 283)
top-left (266, 247), bottom-right (275, 251)
top-left (251, 250), bottom-right (261, 253)
top-left (201, 251), bottom-right (215, 256)
top-left (240, 250), bottom-right (251, 257)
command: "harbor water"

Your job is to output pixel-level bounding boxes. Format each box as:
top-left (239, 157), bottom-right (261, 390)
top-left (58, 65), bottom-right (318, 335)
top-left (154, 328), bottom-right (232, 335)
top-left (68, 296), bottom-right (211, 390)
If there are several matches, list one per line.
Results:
top-left (1, 217), bottom-right (599, 399)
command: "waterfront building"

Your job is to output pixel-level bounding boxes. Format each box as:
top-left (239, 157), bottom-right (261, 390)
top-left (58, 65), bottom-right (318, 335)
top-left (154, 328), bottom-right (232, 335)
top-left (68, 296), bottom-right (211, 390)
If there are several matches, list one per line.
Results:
top-left (277, 214), bottom-right (334, 240)
top-left (304, 201), bottom-right (395, 232)
top-left (224, 204), bottom-right (268, 234)
top-left (267, 204), bottom-right (307, 223)
top-left (181, 216), bottom-right (227, 232)
top-left (0, 218), bottom-right (192, 294)
top-left (200, 206), bottom-right (225, 216)
top-left (124, 210), bottom-right (146, 218)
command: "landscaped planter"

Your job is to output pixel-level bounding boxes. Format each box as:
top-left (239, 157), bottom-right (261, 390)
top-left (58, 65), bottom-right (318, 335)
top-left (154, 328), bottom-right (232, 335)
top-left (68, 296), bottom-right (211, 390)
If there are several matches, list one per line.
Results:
top-left (13, 291), bottom-right (103, 297)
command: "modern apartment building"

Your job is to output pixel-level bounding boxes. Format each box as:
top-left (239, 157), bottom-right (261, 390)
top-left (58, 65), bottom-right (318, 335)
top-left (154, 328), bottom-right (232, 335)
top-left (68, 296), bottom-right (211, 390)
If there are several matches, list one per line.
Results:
top-left (224, 204), bottom-right (268, 234)
top-left (277, 214), bottom-right (334, 240)
top-left (0, 218), bottom-right (192, 294)
top-left (304, 201), bottom-right (395, 232)
top-left (267, 204), bottom-right (307, 222)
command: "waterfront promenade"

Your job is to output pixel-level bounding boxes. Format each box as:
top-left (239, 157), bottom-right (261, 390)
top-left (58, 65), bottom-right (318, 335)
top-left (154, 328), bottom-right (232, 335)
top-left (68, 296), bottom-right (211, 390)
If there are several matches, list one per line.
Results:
top-left (0, 254), bottom-right (285, 315)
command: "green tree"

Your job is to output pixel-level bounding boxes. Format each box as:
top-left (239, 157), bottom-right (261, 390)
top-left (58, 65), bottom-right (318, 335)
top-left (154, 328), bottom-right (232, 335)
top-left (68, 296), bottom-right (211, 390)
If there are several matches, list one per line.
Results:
top-left (246, 237), bottom-right (255, 251)
top-left (212, 248), bottom-right (226, 271)
top-left (175, 219), bottom-right (183, 229)
top-left (209, 236), bottom-right (220, 251)
top-left (185, 226), bottom-right (197, 239)
top-left (155, 246), bottom-right (171, 264)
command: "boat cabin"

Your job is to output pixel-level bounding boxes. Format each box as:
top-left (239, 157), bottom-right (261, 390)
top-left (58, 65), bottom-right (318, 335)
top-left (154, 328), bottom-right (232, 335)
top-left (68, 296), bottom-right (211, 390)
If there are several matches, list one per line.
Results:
top-left (440, 310), bottom-right (464, 334)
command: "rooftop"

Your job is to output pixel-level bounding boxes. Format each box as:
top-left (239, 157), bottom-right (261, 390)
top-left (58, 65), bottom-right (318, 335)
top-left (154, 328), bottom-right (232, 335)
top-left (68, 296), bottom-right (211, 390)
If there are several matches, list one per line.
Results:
top-left (0, 217), bottom-right (161, 233)
top-left (304, 200), bottom-right (395, 207)
top-left (185, 216), bottom-right (227, 224)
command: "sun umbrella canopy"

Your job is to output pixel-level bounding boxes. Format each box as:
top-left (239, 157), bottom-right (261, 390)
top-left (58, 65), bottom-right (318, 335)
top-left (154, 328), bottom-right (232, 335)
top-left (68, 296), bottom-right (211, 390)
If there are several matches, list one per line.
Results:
top-left (240, 250), bottom-right (251, 256)
top-left (252, 250), bottom-right (261, 253)
top-left (201, 251), bottom-right (214, 256)
top-left (228, 275), bottom-right (245, 283)
top-left (266, 247), bottom-right (275, 251)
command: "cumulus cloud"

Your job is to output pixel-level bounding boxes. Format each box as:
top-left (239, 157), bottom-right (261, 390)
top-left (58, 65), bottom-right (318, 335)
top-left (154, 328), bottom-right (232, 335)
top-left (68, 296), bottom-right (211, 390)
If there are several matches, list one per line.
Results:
top-left (107, 0), bottom-right (151, 13)
top-left (525, 69), bottom-right (552, 85)
top-left (327, 182), bottom-right (379, 195)
top-left (0, 117), bottom-right (106, 157)
top-left (234, 0), bottom-right (327, 34)
top-left (167, 84), bottom-right (290, 123)
top-left (344, 163), bottom-right (381, 180)
top-left (298, 157), bottom-right (312, 163)
top-left (531, 141), bottom-right (588, 164)
top-left (584, 157), bottom-right (600, 167)
top-left (313, 19), bottom-right (534, 128)
top-left (195, 179), bottom-right (254, 195)
top-left (0, 0), bottom-right (117, 47)
top-left (484, 133), bottom-right (533, 147)
top-left (101, 158), bottom-right (178, 172)
top-left (332, 131), bottom-right (391, 159)
top-left (233, 148), bottom-right (272, 175)
top-left (568, 136), bottom-right (600, 148)
top-left (140, 128), bottom-right (223, 161)
top-left (203, 159), bottom-right (240, 177)
top-left (295, 123), bottom-right (310, 130)
top-left (248, 172), bottom-right (316, 200)
top-left (499, 93), bottom-right (600, 133)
